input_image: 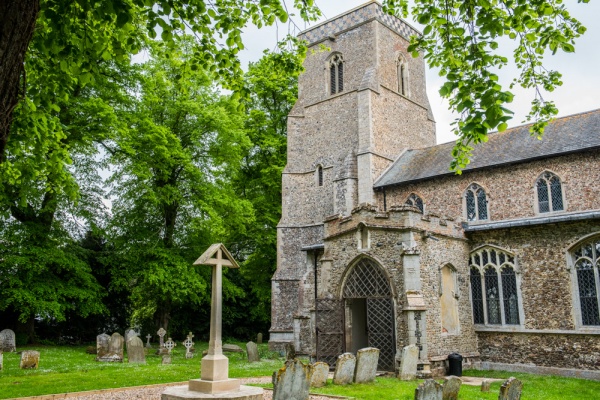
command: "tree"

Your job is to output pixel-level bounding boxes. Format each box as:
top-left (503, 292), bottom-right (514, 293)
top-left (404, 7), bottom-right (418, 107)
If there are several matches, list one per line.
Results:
top-left (106, 39), bottom-right (253, 332)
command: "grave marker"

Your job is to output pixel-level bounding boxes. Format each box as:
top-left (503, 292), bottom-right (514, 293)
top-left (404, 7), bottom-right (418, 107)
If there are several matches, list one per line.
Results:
top-left (20, 350), bottom-right (40, 369)
top-left (96, 333), bottom-right (110, 360)
top-left (415, 379), bottom-right (443, 400)
top-left (442, 376), bottom-right (462, 400)
top-left (481, 379), bottom-right (491, 392)
top-left (127, 336), bottom-right (146, 363)
top-left (310, 362), bottom-right (329, 388)
top-left (184, 333), bottom-right (195, 359)
top-left (0, 351), bottom-right (3, 371)
top-left (157, 328), bottom-right (166, 347)
top-left (125, 329), bottom-right (137, 342)
top-left (257, 333), bottom-right (263, 344)
top-left (272, 359), bottom-right (313, 400)
top-left (98, 332), bottom-right (124, 362)
top-left (354, 347), bottom-right (379, 383)
top-left (399, 344), bottom-right (419, 380)
top-left (0, 329), bottom-right (16, 352)
top-left (146, 334), bottom-right (152, 348)
top-left (498, 377), bottom-right (523, 400)
top-left (165, 337), bottom-right (176, 354)
top-left (246, 341), bottom-right (260, 362)
top-left (333, 353), bottom-right (356, 385)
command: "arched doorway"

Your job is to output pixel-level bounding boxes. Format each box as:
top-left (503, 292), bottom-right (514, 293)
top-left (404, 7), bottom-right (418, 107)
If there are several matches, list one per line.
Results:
top-left (343, 258), bottom-right (396, 371)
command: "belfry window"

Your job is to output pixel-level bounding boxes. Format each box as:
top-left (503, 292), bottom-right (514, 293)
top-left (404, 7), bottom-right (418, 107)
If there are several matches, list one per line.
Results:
top-left (571, 235), bottom-right (600, 326)
top-left (405, 193), bottom-right (424, 213)
top-left (465, 183), bottom-right (489, 222)
top-left (469, 247), bottom-right (521, 325)
top-left (536, 172), bottom-right (564, 213)
top-left (329, 54), bottom-right (344, 95)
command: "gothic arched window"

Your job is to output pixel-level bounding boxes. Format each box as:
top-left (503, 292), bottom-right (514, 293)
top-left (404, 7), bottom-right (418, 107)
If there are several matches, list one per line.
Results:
top-left (465, 183), bottom-right (489, 222)
top-left (469, 247), bottom-right (521, 325)
top-left (397, 55), bottom-right (409, 96)
top-left (536, 172), bottom-right (564, 213)
top-left (405, 193), bottom-right (424, 213)
top-left (571, 236), bottom-right (600, 326)
top-left (329, 54), bottom-right (344, 95)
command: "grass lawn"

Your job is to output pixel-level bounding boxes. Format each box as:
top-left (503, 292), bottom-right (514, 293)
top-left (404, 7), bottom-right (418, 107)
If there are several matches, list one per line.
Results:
top-left (2, 345), bottom-right (600, 400)
top-left (0, 342), bottom-right (282, 399)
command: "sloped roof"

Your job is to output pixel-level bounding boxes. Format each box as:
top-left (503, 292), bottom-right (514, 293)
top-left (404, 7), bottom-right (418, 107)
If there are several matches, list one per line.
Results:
top-left (374, 109), bottom-right (600, 188)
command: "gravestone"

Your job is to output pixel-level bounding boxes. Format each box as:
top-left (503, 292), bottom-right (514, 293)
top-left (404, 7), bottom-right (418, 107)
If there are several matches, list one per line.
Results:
top-left (223, 343), bottom-right (244, 353)
top-left (399, 344), bottom-right (419, 380)
top-left (415, 379), bottom-right (443, 400)
top-left (146, 334), bottom-right (152, 348)
top-left (498, 377), bottom-right (523, 400)
top-left (246, 341), bottom-right (260, 362)
top-left (272, 359), bottom-right (313, 400)
top-left (442, 376), bottom-right (462, 400)
top-left (183, 333), bottom-right (194, 359)
top-left (0, 329), bottom-right (16, 352)
top-left (481, 379), bottom-right (491, 392)
top-left (98, 332), bottom-right (124, 362)
top-left (156, 328), bottom-right (168, 355)
top-left (127, 336), bottom-right (145, 363)
top-left (20, 350), bottom-right (40, 369)
top-left (125, 329), bottom-right (137, 342)
top-left (333, 353), bottom-right (356, 385)
top-left (310, 362), bottom-right (329, 388)
top-left (285, 342), bottom-right (296, 360)
top-left (354, 347), bottom-right (379, 383)
top-left (96, 333), bottom-right (110, 360)
top-left (164, 337), bottom-right (176, 354)
top-left (162, 354), bottom-right (172, 364)
top-left (257, 333), bottom-right (263, 344)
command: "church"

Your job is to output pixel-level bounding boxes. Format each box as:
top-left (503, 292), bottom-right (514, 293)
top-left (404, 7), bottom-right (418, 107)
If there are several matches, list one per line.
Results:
top-left (268, 1), bottom-right (600, 379)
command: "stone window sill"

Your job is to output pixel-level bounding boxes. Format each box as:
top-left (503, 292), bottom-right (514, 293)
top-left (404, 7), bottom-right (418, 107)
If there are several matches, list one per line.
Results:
top-left (474, 325), bottom-right (600, 335)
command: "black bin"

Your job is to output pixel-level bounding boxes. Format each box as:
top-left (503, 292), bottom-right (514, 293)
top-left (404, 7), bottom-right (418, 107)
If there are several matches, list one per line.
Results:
top-left (448, 353), bottom-right (463, 376)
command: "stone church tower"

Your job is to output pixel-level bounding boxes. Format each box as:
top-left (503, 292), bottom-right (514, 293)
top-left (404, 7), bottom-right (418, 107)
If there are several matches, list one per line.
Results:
top-left (270, 1), bottom-right (442, 371)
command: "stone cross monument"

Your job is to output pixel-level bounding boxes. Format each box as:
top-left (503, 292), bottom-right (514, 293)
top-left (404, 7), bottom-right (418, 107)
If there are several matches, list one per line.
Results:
top-left (162, 243), bottom-right (262, 400)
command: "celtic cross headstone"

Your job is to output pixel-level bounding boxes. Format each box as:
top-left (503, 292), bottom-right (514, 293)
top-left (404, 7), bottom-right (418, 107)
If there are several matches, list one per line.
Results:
top-left (165, 337), bottom-right (176, 354)
top-left (157, 328), bottom-right (166, 348)
top-left (183, 333), bottom-right (194, 359)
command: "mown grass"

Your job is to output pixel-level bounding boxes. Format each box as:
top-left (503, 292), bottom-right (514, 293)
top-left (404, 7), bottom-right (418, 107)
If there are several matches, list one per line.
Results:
top-left (2, 345), bottom-right (600, 400)
top-left (0, 342), bottom-right (282, 399)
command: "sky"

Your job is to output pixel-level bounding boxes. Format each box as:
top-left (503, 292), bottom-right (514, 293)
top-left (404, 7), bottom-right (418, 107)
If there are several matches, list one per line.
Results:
top-left (238, 0), bottom-right (600, 145)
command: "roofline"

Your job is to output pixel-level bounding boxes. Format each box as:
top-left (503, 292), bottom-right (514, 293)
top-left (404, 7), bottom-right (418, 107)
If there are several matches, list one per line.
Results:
top-left (463, 210), bottom-right (600, 232)
top-left (374, 144), bottom-right (600, 189)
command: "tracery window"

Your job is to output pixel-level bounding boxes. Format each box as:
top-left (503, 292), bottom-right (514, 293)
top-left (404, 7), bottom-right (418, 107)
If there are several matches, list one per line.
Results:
top-left (405, 193), bottom-right (424, 213)
top-left (469, 247), bottom-right (521, 325)
top-left (536, 172), bottom-right (564, 213)
top-left (397, 55), bottom-right (409, 96)
top-left (329, 54), bottom-right (344, 95)
top-left (465, 183), bottom-right (488, 222)
top-left (571, 236), bottom-right (600, 326)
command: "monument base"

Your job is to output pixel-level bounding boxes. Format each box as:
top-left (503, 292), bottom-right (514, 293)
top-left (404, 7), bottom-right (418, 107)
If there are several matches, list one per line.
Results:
top-left (161, 385), bottom-right (263, 400)
top-left (189, 378), bottom-right (240, 394)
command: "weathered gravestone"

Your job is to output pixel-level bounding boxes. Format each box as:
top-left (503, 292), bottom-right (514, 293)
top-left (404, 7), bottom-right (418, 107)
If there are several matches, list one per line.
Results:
top-left (272, 359), bottom-right (313, 400)
top-left (310, 362), bottom-right (329, 388)
top-left (442, 376), bottom-right (462, 400)
top-left (257, 333), bottom-right (263, 344)
top-left (146, 334), bottom-right (152, 348)
top-left (98, 332), bottom-right (124, 362)
top-left (156, 328), bottom-right (168, 355)
top-left (127, 336), bottom-right (145, 364)
top-left (162, 354), bottom-right (172, 365)
top-left (415, 379), bottom-right (443, 400)
top-left (183, 333), bottom-right (194, 359)
top-left (246, 341), bottom-right (260, 362)
top-left (96, 333), bottom-right (110, 361)
top-left (481, 379), bottom-right (491, 392)
top-left (0, 351), bottom-right (3, 371)
top-left (164, 337), bottom-right (176, 355)
top-left (0, 329), bottom-right (16, 352)
top-left (399, 344), bottom-right (419, 380)
top-left (20, 350), bottom-right (40, 369)
top-left (223, 343), bottom-right (244, 353)
top-left (285, 342), bottom-right (296, 360)
top-left (354, 347), bottom-right (379, 383)
top-left (333, 353), bottom-right (356, 385)
top-left (125, 329), bottom-right (137, 342)
top-left (498, 377), bottom-right (523, 400)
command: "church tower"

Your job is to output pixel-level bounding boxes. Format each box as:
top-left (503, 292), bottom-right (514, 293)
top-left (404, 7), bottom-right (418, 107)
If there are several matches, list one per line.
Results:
top-left (269, 1), bottom-right (436, 354)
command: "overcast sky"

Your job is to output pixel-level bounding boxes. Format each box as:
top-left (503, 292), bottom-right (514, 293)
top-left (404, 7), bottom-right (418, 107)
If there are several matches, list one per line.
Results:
top-left (238, 0), bottom-right (600, 145)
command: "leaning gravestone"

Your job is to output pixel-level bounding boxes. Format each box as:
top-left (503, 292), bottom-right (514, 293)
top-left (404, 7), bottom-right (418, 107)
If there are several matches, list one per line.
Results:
top-left (20, 350), bottom-right (40, 369)
top-left (257, 333), bottom-right (263, 344)
top-left (399, 344), bottom-right (419, 380)
top-left (310, 362), bottom-right (329, 388)
top-left (246, 341), bottom-right (260, 362)
top-left (96, 333), bottom-right (110, 360)
top-left (333, 353), bottom-right (356, 385)
top-left (272, 359), bottom-right (313, 400)
top-left (442, 376), bottom-right (462, 400)
top-left (0, 329), bottom-right (16, 352)
top-left (498, 377), bottom-right (523, 400)
top-left (415, 379), bottom-right (443, 400)
top-left (127, 336), bottom-right (145, 363)
top-left (354, 347), bottom-right (379, 383)
top-left (98, 332), bottom-right (124, 362)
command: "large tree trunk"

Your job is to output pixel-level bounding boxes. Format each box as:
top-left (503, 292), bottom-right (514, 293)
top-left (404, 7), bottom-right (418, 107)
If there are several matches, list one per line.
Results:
top-left (0, 0), bottom-right (40, 162)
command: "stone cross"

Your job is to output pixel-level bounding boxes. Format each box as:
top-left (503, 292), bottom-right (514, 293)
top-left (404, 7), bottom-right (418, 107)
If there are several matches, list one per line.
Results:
top-left (157, 328), bottom-right (166, 347)
top-left (183, 335), bottom-right (194, 359)
top-left (165, 337), bottom-right (176, 354)
top-left (146, 334), bottom-right (152, 348)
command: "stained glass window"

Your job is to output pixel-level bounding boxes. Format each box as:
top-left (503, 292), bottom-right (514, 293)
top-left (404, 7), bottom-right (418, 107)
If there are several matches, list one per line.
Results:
top-left (572, 237), bottom-right (600, 326)
top-left (465, 183), bottom-right (488, 221)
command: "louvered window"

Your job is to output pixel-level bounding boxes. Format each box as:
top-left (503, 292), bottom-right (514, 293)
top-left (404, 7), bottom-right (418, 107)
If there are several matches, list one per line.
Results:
top-left (536, 172), bottom-right (564, 213)
top-left (329, 55), bottom-right (344, 95)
